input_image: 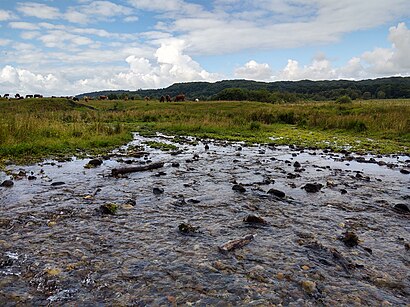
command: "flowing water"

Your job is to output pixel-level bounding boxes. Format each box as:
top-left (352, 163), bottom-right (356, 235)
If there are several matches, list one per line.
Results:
top-left (1, 133), bottom-right (409, 306)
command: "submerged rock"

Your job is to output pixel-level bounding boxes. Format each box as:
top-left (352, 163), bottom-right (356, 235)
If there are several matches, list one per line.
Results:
top-left (400, 169), bottom-right (410, 174)
top-left (393, 203), bottom-right (410, 213)
top-left (153, 187), bottom-right (164, 195)
top-left (0, 180), bottom-right (13, 187)
top-left (99, 203), bottom-right (118, 215)
top-left (86, 159), bottom-right (103, 168)
top-left (232, 184), bottom-right (246, 193)
top-left (302, 183), bottom-right (323, 193)
top-left (267, 188), bottom-right (286, 198)
top-left (51, 181), bottom-right (65, 186)
top-left (243, 214), bottom-right (267, 224)
top-left (178, 222), bottom-right (199, 234)
top-left (340, 231), bottom-right (359, 247)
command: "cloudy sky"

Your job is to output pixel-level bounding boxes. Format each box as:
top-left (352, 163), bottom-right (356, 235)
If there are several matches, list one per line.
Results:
top-left (0, 0), bottom-right (410, 96)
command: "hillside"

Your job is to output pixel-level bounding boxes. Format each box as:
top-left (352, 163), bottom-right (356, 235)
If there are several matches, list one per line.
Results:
top-left (77, 76), bottom-right (410, 101)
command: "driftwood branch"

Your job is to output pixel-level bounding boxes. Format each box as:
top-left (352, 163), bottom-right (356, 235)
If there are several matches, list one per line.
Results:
top-left (218, 234), bottom-right (256, 253)
top-left (111, 162), bottom-right (164, 176)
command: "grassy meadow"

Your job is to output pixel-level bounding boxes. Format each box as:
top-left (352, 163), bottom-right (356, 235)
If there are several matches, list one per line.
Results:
top-left (0, 97), bottom-right (409, 166)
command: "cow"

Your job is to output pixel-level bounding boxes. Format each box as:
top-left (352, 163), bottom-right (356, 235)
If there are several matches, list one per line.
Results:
top-left (174, 94), bottom-right (185, 102)
top-left (73, 97), bottom-right (80, 101)
top-left (144, 96), bottom-right (151, 101)
top-left (195, 98), bottom-right (199, 102)
top-left (15, 93), bottom-right (21, 98)
top-left (160, 95), bottom-right (165, 102)
top-left (26, 94), bottom-right (33, 98)
top-left (34, 94), bottom-right (43, 98)
top-left (166, 95), bottom-right (172, 102)
top-left (99, 95), bottom-right (108, 100)
top-left (4, 94), bottom-right (9, 98)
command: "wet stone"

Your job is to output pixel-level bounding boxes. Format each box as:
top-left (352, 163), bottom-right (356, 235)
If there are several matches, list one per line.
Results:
top-left (340, 189), bottom-right (348, 194)
top-left (340, 231), bottom-right (359, 247)
top-left (243, 214), bottom-right (267, 224)
top-left (171, 162), bottom-right (180, 167)
top-left (28, 175), bottom-right (37, 180)
top-left (178, 222), bottom-right (199, 234)
top-left (267, 188), bottom-right (286, 198)
top-left (88, 159), bottom-right (103, 167)
top-left (400, 169), bottom-right (410, 174)
top-left (99, 203), bottom-right (118, 215)
top-left (293, 161), bottom-right (301, 168)
top-left (51, 181), bottom-right (65, 186)
top-left (302, 183), bottom-right (323, 193)
top-left (153, 187), bottom-right (164, 195)
top-left (1, 180), bottom-right (14, 187)
top-left (393, 203), bottom-right (409, 213)
top-left (232, 184), bottom-right (246, 193)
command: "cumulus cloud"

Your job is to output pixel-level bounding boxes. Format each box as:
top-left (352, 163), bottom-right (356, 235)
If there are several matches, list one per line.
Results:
top-left (0, 40), bottom-right (220, 96)
top-left (234, 60), bottom-right (272, 80)
top-left (0, 9), bottom-right (15, 21)
top-left (9, 22), bottom-right (40, 30)
top-left (17, 2), bottom-right (61, 20)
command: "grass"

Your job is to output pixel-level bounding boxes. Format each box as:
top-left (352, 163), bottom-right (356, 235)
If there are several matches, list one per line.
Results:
top-left (0, 97), bottom-right (409, 167)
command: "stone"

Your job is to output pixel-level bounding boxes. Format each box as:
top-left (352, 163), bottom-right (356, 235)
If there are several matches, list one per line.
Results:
top-left (400, 169), bottom-right (410, 174)
top-left (301, 280), bottom-right (316, 294)
top-left (88, 159), bottom-right (103, 167)
top-left (267, 188), bottom-right (286, 198)
top-left (302, 183), bottom-right (323, 193)
top-left (293, 161), bottom-right (301, 168)
top-left (340, 231), bottom-right (359, 247)
top-left (1, 180), bottom-right (13, 187)
top-left (243, 214), bottom-right (267, 224)
top-left (178, 222), bottom-right (199, 234)
top-left (393, 203), bottom-right (409, 213)
top-left (153, 187), bottom-right (164, 195)
top-left (232, 184), bottom-right (246, 193)
top-left (171, 162), bottom-right (180, 167)
top-left (99, 203), bottom-right (118, 215)
top-left (51, 181), bottom-right (65, 186)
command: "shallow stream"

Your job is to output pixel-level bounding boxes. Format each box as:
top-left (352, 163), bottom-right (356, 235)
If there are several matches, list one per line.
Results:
top-left (1, 133), bottom-right (409, 306)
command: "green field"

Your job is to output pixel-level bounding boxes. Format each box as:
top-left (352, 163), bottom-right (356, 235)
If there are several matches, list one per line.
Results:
top-left (0, 97), bottom-right (409, 167)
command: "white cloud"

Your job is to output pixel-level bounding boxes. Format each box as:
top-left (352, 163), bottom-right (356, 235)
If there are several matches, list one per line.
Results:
top-left (0, 39), bottom-right (11, 46)
top-left (9, 21), bottom-right (40, 30)
top-left (0, 9), bottom-right (15, 21)
top-left (39, 30), bottom-right (94, 48)
top-left (17, 2), bottom-right (61, 20)
top-left (234, 60), bottom-right (272, 80)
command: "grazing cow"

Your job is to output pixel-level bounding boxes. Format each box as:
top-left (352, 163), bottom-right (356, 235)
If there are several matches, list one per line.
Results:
top-left (144, 96), bottom-right (151, 101)
top-left (73, 97), bottom-right (80, 101)
top-left (26, 94), bottom-right (33, 98)
top-left (15, 93), bottom-right (21, 98)
top-left (4, 94), bottom-right (10, 98)
top-left (99, 95), bottom-right (108, 100)
top-left (195, 98), bottom-right (199, 102)
top-left (34, 94), bottom-right (43, 98)
top-left (166, 95), bottom-right (172, 102)
top-left (174, 94), bottom-right (185, 102)
top-left (51, 96), bottom-right (57, 98)
top-left (160, 95), bottom-right (165, 102)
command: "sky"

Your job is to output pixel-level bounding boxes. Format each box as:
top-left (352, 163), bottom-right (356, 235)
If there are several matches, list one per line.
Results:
top-left (0, 0), bottom-right (410, 96)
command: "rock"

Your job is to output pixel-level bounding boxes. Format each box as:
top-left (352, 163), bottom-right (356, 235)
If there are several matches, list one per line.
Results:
top-left (124, 199), bottom-right (136, 206)
top-left (267, 188), bottom-right (286, 198)
top-left (88, 159), bottom-right (103, 167)
top-left (232, 184), bottom-right (246, 193)
top-left (287, 173), bottom-right (300, 179)
top-left (1, 180), bottom-right (13, 187)
top-left (293, 161), bottom-right (301, 168)
top-left (154, 171), bottom-right (167, 177)
top-left (393, 203), bottom-right (410, 213)
top-left (340, 231), bottom-right (359, 247)
top-left (28, 175), bottom-right (37, 180)
top-left (302, 183), bottom-right (323, 193)
top-left (178, 222), bottom-right (199, 234)
top-left (99, 203), bottom-right (118, 215)
top-left (51, 181), bottom-right (65, 186)
top-left (171, 162), bottom-right (180, 167)
top-left (400, 169), bottom-right (410, 174)
top-left (204, 144), bottom-right (209, 150)
top-left (243, 214), bottom-right (267, 224)
top-left (219, 234), bottom-right (256, 253)
top-left (153, 187), bottom-right (164, 195)
top-left (301, 280), bottom-right (316, 294)
top-left (340, 189), bottom-right (348, 194)
top-left (187, 199), bottom-right (201, 204)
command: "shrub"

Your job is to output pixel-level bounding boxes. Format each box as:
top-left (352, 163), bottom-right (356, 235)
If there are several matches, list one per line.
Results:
top-left (336, 95), bottom-right (352, 104)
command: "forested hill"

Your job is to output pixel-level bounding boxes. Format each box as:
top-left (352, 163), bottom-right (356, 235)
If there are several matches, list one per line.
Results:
top-left (78, 76), bottom-right (410, 101)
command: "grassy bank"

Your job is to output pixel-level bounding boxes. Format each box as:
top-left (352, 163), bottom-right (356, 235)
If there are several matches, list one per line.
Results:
top-left (0, 97), bottom-right (409, 166)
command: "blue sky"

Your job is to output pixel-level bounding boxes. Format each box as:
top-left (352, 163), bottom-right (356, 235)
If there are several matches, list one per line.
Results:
top-left (0, 0), bottom-right (409, 96)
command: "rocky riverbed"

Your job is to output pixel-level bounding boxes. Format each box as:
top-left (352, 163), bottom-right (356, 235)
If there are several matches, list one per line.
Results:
top-left (1, 133), bottom-right (409, 306)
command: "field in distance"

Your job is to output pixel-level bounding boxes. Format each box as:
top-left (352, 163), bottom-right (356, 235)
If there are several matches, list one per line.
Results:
top-left (0, 97), bottom-right (409, 166)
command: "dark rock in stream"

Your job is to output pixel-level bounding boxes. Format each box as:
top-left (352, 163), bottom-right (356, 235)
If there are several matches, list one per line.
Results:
top-left (153, 187), bottom-right (164, 195)
top-left (51, 181), bottom-right (65, 186)
top-left (340, 231), bottom-right (359, 247)
top-left (99, 203), bottom-right (118, 215)
top-left (87, 159), bottom-right (103, 167)
top-left (302, 183), bottom-right (323, 193)
top-left (267, 188), bottom-right (286, 198)
top-left (1, 180), bottom-right (13, 187)
top-left (400, 169), bottom-right (410, 174)
top-left (28, 175), bottom-right (37, 180)
top-left (293, 161), bottom-right (301, 168)
top-left (178, 222), bottom-right (199, 234)
top-left (171, 162), bottom-right (180, 167)
top-left (393, 203), bottom-right (410, 214)
top-left (219, 234), bottom-right (256, 253)
top-left (243, 214), bottom-right (267, 224)
top-left (232, 184), bottom-right (246, 193)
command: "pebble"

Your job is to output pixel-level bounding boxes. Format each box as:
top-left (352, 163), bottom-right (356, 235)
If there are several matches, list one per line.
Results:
top-left (301, 280), bottom-right (316, 294)
top-left (267, 188), bottom-right (286, 198)
top-left (1, 180), bottom-right (14, 187)
top-left (232, 184), bottom-right (246, 193)
top-left (302, 183), bottom-right (323, 193)
top-left (153, 187), bottom-right (164, 195)
top-left (243, 214), bottom-right (267, 224)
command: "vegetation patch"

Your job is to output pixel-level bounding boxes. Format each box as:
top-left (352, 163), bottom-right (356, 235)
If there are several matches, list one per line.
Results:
top-left (143, 141), bottom-right (178, 151)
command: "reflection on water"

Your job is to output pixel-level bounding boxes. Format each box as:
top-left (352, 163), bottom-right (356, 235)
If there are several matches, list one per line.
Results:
top-left (1, 133), bottom-right (409, 305)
